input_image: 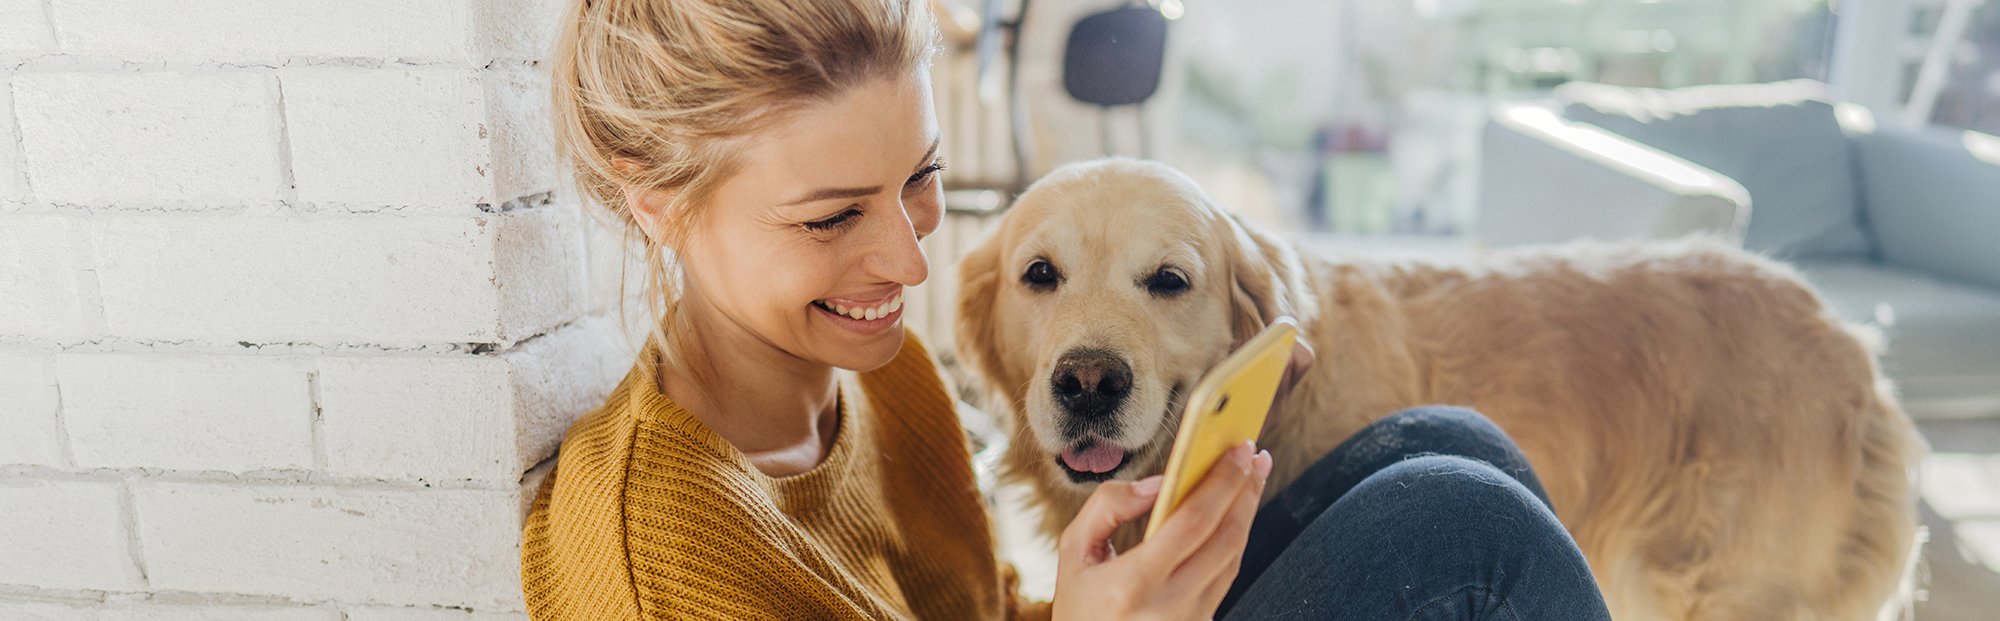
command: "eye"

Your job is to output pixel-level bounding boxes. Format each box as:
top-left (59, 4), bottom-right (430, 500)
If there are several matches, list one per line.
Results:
top-left (1023, 259), bottom-right (1062, 290)
top-left (1142, 267), bottom-right (1189, 297)
top-left (904, 158), bottom-right (946, 189)
top-left (804, 208), bottom-right (862, 232)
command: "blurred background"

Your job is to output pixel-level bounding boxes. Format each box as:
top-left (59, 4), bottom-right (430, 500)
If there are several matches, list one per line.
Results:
top-left (918, 0), bottom-right (2000, 617)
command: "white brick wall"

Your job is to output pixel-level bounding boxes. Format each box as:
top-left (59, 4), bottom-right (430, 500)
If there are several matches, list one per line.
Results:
top-left (0, 0), bottom-right (638, 616)
top-left (0, 350), bottom-right (63, 466)
top-left (0, 480), bottom-right (143, 591)
top-left (87, 212), bottom-right (581, 345)
top-left (58, 354), bottom-right (315, 471)
top-left (0, 1), bottom-right (54, 55)
top-left (50, 0), bottom-right (476, 63)
top-left (0, 215), bottom-right (93, 339)
top-left (133, 482), bottom-right (528, 609)
top-left (15, 72), bottom-right (288, 206)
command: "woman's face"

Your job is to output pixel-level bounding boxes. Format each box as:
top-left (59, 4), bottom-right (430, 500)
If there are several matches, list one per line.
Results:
top-left (671, 72), bottom-right (943, 372)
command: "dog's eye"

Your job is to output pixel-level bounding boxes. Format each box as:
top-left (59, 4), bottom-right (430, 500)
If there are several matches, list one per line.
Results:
top-left (1143, 268), bottom-right (1189, 297)
top-left (1023, 259), bottom-right (1061, 290)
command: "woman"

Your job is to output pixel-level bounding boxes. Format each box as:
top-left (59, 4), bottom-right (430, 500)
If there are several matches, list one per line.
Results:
top-left (523, 0), bottom-right (1614, 619)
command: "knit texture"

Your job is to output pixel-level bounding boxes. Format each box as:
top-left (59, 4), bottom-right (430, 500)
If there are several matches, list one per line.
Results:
top-left (521, 330), bottom-right (1052, 620)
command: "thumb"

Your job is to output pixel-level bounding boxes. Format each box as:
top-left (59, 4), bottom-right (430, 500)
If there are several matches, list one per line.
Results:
top-left (1059, 475), bottom-right (1164, 566)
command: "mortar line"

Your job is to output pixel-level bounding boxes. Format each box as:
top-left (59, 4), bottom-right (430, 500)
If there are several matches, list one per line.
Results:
top-left (308, 366), bottom-right (327, 469)
top-left (118, 478), bottom-right (151, 587)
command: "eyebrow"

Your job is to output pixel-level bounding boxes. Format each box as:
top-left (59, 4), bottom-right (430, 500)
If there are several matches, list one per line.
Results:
top-left (778, 136), bottom-right (941, 207)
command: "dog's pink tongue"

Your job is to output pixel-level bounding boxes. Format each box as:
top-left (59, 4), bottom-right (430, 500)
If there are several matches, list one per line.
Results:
top-left (1060, 443), bottom-right (1126, 473)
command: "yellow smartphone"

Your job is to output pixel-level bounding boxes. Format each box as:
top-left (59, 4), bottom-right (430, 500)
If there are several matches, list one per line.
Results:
top-left (1143, 318), bottom-right (1299, 540)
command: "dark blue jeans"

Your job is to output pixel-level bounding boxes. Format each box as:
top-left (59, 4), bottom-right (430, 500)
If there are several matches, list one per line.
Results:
top-left (1217, 406), bottom-right (1612, 620)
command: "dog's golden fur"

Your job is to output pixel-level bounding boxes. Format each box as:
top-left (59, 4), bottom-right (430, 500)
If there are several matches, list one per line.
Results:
top-left (954, 159), bottom-right (1925, 620)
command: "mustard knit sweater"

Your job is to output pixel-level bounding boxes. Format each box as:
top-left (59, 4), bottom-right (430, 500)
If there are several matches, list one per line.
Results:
top-left (520, 331), bottom-right (1053, 620)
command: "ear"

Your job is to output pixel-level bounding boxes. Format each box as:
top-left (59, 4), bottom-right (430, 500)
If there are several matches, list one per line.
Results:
top-left (1223, 211), bottom-right (1304, 346)
top-left (954, 227), bottom-right (1011, 393)
top-left (622, 184), bottom-right (676, 245)
top-left (612, 158), bottom-right (678, 245)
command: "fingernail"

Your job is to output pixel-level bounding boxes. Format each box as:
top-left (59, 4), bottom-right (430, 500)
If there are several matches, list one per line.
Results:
top-left (1232, 441), bottom-right (1255, 471)
top-left (1132, 475), bottom-right (1163, 496)
top-left (1253, 450), bottom-right (1273, 480)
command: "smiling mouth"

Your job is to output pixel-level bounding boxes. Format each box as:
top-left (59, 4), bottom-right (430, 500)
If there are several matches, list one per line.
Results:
top-left (1056, 439), bottom-right (1132, 482)
top-left (811, 291), bottom-right (904, 321)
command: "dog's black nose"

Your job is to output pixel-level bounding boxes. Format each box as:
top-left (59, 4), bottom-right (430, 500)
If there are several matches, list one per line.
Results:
top-left (1052, 349), bottom-right (1132, 419)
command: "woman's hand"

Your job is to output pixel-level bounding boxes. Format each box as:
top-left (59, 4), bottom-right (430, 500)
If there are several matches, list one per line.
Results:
top-left (1050, 441), bottom-right (1273, 620)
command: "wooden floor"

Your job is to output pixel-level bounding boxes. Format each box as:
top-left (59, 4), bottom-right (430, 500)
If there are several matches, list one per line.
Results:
top-left (1911, 418), bottom-right (2000, 621)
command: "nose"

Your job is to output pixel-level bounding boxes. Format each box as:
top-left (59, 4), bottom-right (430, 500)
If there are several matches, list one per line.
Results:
top-left (866, 202), bottom-right (930, 287)
top-left (1051, 348), bottom-right (1132, 419)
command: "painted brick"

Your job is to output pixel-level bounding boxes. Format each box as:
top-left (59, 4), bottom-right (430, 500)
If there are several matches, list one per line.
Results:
top-left (99, 605), bottom-right (342, 621)
top-left (496, 204), bottom-right (586, 341)
top-left (345, 607), bottom-right (528, 621)
top-left (13, 72), bottom-right (284, 205)
top-left (317, 315), bottom-right (631, 483)
top-left (481, 64), bottom-right (558, 206)
top-left (0, 349), bottom-right (63, 466)
top-left (89, 214), bottom-right (502, 344)
top-left (58, 354), bottom-right (312, 471)
top-left (50, 0), bottom-right (474, 61)
top-left (0, 214), bottom-right (91, 339)
top-left (0, 480), bottom-right (142, 590)
top-left (0, 0), bottom-right (54, 55)
top-left (472, 0), bottom-right (567, 61)
top-left (283, 69), bottom-right (492, 208)
top-left (134, 482), bottom-right (526, 609)
top-left (317, 354), bottom-right (514, 482)
top-left (0, 601), bottom-right (95, 621)
top-left (505, 315), bottom-right (636, 473)
top-left (0, 603), bottom-right (344, 621)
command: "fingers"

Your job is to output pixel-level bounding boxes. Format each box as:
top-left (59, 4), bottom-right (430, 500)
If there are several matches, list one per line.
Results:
top-left (1132, 442), bottom-right (1262, 568)
top-left (1059, 475), bottom-right (1164, 566)
top-left (1173, 450), bottom-right (1271, 598)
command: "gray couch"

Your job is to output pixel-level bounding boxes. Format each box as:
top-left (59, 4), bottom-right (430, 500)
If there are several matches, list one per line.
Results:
top-left (1479, 79), bottom-right (2000, 419)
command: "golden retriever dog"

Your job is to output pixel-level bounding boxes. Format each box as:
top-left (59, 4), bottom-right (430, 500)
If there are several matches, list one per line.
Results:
top-left (953, 158), bottom-right (1925, 620)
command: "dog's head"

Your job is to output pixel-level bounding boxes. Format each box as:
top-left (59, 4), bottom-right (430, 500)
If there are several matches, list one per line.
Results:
top-left (955, 158), bottom-right (1305, 490)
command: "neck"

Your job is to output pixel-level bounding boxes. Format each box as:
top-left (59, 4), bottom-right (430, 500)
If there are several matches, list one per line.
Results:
top-left (656, 293), bottom-right (840, 471)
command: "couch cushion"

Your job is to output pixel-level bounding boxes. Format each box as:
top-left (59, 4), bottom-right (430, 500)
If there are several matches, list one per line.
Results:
top-left (1800, 260), bottom-right (2000, 419)
top-left (1559, 80), bottom-right (1873, 260)
top-left (1849, 125), bottom-right (2000, 291)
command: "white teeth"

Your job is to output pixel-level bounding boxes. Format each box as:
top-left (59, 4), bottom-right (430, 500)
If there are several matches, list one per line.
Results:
top-left (822, 291), bottom-right (903, 321)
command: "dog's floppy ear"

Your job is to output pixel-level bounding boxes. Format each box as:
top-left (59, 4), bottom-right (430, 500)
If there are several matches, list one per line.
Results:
top-left (954, 226), bottom-right (1011, 392)
top-left (1223, 211), bottom-right (1307, 346)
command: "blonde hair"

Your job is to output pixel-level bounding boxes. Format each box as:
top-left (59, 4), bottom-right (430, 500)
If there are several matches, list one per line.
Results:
top-left (551, 0), bottom-right (938, 379)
